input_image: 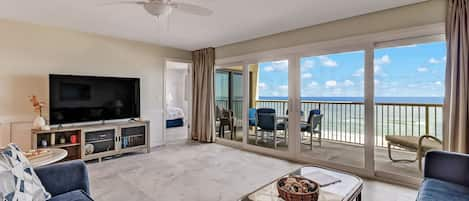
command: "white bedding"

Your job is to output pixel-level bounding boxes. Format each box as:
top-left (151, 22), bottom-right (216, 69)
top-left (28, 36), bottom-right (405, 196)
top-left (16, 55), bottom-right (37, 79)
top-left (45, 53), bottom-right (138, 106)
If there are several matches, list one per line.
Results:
top-left (167, 106), bottom-right (185, 120)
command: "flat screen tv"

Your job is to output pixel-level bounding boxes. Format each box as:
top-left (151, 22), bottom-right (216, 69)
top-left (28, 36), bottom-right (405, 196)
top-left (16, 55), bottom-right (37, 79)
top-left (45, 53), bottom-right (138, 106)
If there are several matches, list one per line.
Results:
top-left (49, 74), bottom-right (140, 125)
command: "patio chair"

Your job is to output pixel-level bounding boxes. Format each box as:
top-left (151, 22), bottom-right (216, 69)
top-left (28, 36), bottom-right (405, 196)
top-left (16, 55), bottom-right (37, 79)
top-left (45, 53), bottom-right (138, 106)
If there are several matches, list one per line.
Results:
top-left (217, 108), bottom-right (236, 140)
top-left (256, 108), bottom-right (286, 149)
top-left (385, 135), bottom-right (442, 171)
top-left (301, 111), bottom-right (323, 149)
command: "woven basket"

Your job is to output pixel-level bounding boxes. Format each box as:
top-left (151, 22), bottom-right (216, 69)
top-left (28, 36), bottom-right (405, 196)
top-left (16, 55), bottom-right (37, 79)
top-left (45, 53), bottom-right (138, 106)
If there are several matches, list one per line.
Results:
top-left (277, 176), bottom-right (319, 201)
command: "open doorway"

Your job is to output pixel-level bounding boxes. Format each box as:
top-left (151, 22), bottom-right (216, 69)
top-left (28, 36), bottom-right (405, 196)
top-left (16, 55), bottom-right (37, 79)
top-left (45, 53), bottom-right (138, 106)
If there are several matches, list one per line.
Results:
top-left (164, 60), bottom-right (192, 144)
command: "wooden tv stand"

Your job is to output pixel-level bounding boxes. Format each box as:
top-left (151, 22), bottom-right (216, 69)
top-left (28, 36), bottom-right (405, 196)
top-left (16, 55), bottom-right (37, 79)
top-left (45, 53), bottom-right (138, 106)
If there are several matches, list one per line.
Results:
top-left (31, 120), bottom-right (150, 162)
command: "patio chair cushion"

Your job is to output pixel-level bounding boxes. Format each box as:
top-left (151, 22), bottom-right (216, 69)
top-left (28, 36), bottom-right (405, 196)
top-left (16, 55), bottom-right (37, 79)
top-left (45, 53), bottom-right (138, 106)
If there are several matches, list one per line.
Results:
top-left (385, 136), bottom-right (442, 151)
top-left (300, 123), bottom-right (310, 132)
top-left (417, 178), bottom-right (469, 201)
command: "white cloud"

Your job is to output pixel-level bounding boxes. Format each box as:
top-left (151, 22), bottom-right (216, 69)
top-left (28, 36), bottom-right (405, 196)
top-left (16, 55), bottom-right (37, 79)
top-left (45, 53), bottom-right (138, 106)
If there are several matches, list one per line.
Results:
top-left (302, 73), bottom-right (313, 78)
top-left (330, 88), bottom-right (344, 96)
top-left (319, 56), bottom-right (338, 67)
top-left (308, 81), bottom-right (319, 88)
top-left (434, 81), bottom-right (442, 85)
top-left (263, 60), bottom-right (288, 72)
top-left (325, 80), bottom-right (337, 88)
top-left (264, 66), bottom-right (274, 72)
top-left (278, 85), bottom-right (288, 90)
top-left (375, 55), bottom-right (391, 65)
top-left (374, 79), bottom-right (380, 85)
top-left (343, 80), bottom-right (354, 87)
top-left (353, 65), bottom-right (386, 77)
top-left (417, 67), bottom-right (429, 72)
top-left (397, 44), bottom-right (417, 48)
top-left (429, 58), bottom-right (441, 64)
top-left (302, 60), bottom-right (315, 69)
top-left (352, 68), bottom-right (364, 77)
top-left (374, 65), bottom-right (385, 76)
top-left (442, 56), bottom-right (447, 62)
top-left (258, 82), bottom-right (268, 90)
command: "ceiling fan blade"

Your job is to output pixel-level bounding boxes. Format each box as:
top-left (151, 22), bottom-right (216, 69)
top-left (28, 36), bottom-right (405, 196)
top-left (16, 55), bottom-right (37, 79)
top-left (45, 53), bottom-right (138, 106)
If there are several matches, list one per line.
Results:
top-left (174, 3), bottom-right (213, 16)
top-left (99, 1), bottom-right (147, 6)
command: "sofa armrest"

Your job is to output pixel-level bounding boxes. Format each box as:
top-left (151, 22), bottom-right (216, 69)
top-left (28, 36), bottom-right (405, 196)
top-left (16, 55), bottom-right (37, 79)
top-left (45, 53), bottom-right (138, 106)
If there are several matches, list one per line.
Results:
top-left (424, 151), bottom-right (469, 187)
top-left (34, 160), bottom-right (90, 196)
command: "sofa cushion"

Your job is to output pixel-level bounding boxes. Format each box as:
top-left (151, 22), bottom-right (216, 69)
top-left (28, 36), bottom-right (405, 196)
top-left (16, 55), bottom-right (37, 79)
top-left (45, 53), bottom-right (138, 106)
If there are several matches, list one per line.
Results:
top-left (0, 144), bottom-right (51, 201)
top-left (418, 178), bottom-right (469, 201)
top-left (48, 190), bottom-right (93, 201)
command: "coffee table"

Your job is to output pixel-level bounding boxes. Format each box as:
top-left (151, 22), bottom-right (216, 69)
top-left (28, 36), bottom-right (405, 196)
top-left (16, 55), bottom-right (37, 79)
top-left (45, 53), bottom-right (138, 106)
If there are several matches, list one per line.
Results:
top-left (239, 166), bottom-right (363, 201)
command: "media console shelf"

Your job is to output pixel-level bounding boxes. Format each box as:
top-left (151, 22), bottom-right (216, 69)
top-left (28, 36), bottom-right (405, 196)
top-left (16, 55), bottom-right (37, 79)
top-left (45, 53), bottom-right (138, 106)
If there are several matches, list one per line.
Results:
top-left (32, 120), bottom-right (150, 162)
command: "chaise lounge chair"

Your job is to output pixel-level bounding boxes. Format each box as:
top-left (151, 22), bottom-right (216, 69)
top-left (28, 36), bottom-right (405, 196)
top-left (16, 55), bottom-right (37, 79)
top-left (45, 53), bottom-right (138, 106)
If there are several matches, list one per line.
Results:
top-left (385, 134), bottom-right (442, 171)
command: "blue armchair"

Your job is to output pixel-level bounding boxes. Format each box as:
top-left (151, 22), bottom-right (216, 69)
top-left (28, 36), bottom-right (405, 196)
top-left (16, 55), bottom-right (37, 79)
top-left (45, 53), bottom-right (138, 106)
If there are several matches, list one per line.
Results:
top-left (417, 151), bottom-right (469, 201)
top-left (35, 160), bottom-right (93, 201)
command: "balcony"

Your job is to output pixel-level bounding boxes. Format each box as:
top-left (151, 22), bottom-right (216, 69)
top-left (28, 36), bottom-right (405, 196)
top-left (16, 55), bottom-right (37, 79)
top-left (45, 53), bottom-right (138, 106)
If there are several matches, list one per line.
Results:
top-left (216, 99), bottom-right (443, 179)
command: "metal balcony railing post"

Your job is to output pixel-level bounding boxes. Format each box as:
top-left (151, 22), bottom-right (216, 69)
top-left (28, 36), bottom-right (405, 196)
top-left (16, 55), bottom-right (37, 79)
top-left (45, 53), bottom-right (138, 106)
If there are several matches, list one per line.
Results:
top-left (425, 106), bottom-right (430, 135)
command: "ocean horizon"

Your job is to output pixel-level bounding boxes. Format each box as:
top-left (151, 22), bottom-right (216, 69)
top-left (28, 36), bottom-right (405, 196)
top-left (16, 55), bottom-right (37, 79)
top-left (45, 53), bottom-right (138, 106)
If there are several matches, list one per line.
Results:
top-left (257, 96), bottom-right (444, 104)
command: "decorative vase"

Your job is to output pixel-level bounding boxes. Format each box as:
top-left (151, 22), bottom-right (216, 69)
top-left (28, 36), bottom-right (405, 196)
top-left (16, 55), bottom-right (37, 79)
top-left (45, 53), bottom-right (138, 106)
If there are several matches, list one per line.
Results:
top-left (33, 116), bottom-right (46, 130)
top-left (41, 139), bottom-right (48, 147)
top-left (41, 125), bottom-right (51, 131)
top-left (70, 135), bottom-right (77, 144)
top-left (50, 133), bottom-right (56, 146)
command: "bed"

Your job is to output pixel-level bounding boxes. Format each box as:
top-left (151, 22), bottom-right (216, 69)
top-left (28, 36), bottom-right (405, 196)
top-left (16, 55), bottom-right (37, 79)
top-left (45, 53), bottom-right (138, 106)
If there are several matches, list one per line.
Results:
top-left (166, 106), bottom-right (185, 128)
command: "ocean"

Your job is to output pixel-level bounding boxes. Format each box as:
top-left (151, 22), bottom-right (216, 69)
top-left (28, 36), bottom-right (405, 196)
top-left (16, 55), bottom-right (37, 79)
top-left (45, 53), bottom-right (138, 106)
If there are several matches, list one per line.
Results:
top-left (258, 96), bottom-right (444, 104)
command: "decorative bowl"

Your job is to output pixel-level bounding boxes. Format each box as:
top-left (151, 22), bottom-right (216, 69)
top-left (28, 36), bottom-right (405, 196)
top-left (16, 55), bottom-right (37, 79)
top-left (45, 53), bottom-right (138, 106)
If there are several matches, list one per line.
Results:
top-left (277, 176), bottom-right (319, 201)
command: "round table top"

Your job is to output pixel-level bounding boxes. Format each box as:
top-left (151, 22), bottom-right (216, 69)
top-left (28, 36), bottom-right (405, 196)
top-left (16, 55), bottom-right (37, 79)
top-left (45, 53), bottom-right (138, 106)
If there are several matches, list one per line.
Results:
top-left (30, 148), bottom-right (68, 168)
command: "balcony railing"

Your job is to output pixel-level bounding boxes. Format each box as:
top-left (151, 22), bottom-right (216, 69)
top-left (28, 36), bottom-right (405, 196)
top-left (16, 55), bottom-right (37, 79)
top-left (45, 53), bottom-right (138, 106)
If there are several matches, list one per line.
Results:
top-left (256, 100), bottom-right (443, 147)
top-left (216, 99), bottom-right (443, 147)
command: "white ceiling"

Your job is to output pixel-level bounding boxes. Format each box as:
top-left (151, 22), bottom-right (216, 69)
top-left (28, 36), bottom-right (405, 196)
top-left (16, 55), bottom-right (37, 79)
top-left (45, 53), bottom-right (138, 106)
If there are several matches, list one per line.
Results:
top-left (0, 0), bottom-right (426, 51)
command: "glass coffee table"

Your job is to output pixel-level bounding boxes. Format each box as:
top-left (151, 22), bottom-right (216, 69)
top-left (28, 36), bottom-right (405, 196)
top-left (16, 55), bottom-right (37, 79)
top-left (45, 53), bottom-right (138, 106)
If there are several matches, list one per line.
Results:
top-left (239, 166), bottom-right (363, 201)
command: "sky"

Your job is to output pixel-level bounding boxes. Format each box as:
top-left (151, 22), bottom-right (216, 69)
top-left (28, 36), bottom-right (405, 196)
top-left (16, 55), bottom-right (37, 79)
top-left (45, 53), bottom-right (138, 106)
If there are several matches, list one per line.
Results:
top-left (257, 41), bottom-right (446, 98)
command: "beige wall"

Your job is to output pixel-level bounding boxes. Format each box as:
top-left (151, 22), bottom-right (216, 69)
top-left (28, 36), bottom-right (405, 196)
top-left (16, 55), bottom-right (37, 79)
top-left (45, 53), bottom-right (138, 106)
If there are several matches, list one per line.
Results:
top-left (216, 0), bottom-right (447, 58)
top-left (0, 19), bottom-right (191, 149)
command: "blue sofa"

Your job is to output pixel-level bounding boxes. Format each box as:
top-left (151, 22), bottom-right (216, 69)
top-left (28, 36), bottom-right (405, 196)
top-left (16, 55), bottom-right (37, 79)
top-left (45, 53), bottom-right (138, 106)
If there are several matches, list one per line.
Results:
top-left (35, 160), bottom-right (93, 201)
top-left (417, 151), bottom-right (469, 201)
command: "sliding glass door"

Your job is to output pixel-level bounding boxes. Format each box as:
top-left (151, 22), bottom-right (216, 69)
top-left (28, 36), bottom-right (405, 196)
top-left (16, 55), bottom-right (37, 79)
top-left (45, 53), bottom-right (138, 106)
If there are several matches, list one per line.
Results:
top-left (299, 51), bottom-right (365, 168)
top-left (215, 66), bottom-right (244, 142)
top-left (373, 39), bottom-right (446, 179)
top-left (248, 60), bottom-right (289, 151)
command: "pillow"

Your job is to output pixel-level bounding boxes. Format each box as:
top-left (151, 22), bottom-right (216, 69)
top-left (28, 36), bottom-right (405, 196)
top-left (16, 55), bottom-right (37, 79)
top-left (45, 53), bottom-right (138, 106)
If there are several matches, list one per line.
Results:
top-left (0, 144), bottom-right (51, 201)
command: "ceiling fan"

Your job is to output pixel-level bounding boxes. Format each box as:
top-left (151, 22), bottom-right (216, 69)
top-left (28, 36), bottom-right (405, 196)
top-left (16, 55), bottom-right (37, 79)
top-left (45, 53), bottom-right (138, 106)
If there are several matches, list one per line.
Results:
top-left (105, 0), bottom-right (213, 17)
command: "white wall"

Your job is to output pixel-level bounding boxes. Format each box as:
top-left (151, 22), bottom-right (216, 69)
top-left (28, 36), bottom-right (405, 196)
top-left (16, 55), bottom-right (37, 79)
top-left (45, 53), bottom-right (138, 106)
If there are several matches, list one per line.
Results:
top-left (0, 19), bottom-right (191, 149)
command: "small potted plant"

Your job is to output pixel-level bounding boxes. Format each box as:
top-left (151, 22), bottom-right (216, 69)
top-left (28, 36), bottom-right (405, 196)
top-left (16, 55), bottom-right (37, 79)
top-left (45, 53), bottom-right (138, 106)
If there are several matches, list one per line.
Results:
top-left (30, 95), bottom-right (49, 130)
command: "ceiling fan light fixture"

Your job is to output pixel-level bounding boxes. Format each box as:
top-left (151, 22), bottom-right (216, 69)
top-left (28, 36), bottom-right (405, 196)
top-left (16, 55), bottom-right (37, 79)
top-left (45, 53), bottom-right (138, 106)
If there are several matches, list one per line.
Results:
top-left (144, 3), bottom-right (172, 17)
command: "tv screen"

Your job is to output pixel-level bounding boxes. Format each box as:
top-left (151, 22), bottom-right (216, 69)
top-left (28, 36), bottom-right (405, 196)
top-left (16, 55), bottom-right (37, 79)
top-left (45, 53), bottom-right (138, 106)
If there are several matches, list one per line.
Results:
top-left (49, 74), bottom-right (140, 125)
